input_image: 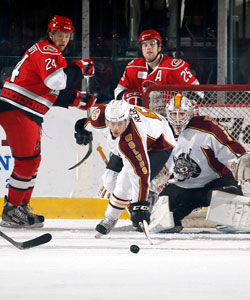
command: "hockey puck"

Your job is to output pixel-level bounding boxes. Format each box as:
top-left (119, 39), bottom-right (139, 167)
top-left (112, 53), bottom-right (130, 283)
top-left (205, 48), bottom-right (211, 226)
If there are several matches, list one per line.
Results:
top-left (130, 244), bottom-right (140, 253)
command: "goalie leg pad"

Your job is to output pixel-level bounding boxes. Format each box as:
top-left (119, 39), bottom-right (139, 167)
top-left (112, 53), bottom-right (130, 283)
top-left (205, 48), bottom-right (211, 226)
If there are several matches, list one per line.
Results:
top-left (148, 196), bottom-right (175, 233)
top-left (206, 191), bottom-right (250, 231)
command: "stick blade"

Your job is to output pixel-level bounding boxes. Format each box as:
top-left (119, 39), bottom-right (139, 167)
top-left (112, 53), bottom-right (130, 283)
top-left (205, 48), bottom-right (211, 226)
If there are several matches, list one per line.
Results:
top-left (20, 233), bottom-right (52, 249)
top-left (140, 220), bottom-right (153, 245)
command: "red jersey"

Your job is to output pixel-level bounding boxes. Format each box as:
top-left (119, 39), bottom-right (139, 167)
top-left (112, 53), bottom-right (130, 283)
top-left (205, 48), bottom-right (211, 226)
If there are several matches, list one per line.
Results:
top-left (0, 40), bottom-right (67, 119)
top-left (114, 55), bottom-right (199, 98)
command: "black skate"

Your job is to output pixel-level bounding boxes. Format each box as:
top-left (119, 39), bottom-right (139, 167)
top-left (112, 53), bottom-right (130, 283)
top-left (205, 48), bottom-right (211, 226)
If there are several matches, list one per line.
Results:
top-left (95, 217), bottom-right (117, 237)
top-left (1, 196), bottom-right (36, 228)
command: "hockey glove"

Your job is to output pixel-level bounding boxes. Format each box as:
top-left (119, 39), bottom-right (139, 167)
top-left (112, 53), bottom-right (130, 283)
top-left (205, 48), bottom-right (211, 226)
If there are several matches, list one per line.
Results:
top-left (122, 90), bottom-right (143, 106)
top-left (70, 90), bottom-right (96, 111)
top-left (231, 152), bottom-right (250, 182)
top-left (74, 118), bottom-right (93, 145)
top-left (129, 200), bottom-right (150, 227)
top-left (69, 59), bottom-right (95, 77)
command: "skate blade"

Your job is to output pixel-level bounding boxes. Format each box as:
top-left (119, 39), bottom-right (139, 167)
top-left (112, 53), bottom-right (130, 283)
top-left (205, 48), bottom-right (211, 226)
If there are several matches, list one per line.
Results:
top-left (0, 220), bottom-right (44, 229)
top-left (95, 231), bottom-right (104, 238)
top-left (216, 225), bottom-right (250, 234)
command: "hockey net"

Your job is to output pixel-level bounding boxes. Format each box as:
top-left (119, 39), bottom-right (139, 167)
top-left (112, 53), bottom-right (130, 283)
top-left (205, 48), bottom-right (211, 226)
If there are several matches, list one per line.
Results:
top-left (143, 84), bottom-right (250, 228)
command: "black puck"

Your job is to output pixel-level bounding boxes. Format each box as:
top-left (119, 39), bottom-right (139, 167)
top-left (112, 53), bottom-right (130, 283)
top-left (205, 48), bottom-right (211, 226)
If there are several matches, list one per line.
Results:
top-left (130, 244), bottom-right (140, 253)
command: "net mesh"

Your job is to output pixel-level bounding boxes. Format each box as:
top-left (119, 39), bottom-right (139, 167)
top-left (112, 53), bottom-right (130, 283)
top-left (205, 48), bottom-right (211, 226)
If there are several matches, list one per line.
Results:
top-left (144, 85), bottom-right (250, 196)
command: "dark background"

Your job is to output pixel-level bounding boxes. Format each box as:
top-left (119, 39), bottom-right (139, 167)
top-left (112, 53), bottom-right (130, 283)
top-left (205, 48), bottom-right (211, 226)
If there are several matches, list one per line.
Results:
top-left (0, 0), bottom-right (249, 102)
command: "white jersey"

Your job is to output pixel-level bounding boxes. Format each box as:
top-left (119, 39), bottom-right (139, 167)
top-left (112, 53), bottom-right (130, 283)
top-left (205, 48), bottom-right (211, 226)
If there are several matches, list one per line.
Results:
top-left (167, 116), bottom-right (246, 188)
top-left (85, 104), bottom-right (176, 202)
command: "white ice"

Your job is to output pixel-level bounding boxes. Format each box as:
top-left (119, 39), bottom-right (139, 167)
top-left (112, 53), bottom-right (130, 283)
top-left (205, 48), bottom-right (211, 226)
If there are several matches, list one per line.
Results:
top-left (1, 219), bottom-right (250, 300)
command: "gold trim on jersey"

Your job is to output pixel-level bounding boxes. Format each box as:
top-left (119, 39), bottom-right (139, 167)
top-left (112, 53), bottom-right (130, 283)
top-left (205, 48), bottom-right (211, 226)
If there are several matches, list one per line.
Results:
top-left (188, 125), bottom-right (237, 155)
top-left (201, 147), bottom-right (222, 176)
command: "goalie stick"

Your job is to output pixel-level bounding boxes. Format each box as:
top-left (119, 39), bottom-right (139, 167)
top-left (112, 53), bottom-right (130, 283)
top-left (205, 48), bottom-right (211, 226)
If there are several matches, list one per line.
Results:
top-left (0, 231), bottom-right (52, 250)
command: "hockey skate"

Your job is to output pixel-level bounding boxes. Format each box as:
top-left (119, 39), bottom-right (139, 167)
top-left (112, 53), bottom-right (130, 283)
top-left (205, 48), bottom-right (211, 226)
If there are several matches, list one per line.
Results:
top-left (95, 217), bottom-right (118, 238)
top-left (216, 225), bottom-right (250, 234)
top-left (1, 198), bottom-right (35, 228)
top-left (1, 196), bottom-right (41, 228)
top-left (159, 225), bottom-right (183, 233)
top-left (20, 203), bottom-right (44, 228)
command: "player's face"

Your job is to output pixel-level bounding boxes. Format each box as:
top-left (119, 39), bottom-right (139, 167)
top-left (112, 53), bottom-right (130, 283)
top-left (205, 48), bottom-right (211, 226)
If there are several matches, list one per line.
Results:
top-left (141, 39), bottom-right (161, 63)
top-left (49, 31), bottom-right (71, 51)
top-left (108, 120), bottom-right (127, 137)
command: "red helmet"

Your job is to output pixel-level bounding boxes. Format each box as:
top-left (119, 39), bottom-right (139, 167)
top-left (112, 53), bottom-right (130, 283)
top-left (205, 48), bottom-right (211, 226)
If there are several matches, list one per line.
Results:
top-left (138, 29), bottom-right (162, 46)
top-left (48, 15), bottom-right (74, 33)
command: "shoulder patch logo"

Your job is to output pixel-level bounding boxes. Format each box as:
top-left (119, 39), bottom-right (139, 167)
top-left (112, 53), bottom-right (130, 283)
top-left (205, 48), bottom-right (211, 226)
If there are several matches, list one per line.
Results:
top-left (171, 59), bottom-right (183, 67)
top-left (43, 45), bottom-right (58, 52)
top-left (91, 108), bottom-right (101, 121)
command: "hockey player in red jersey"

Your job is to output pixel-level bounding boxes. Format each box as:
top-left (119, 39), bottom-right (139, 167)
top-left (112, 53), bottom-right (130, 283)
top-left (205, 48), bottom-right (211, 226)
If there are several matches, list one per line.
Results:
top-left (0, 15), bottom-right (95, 228)
top-left (157, 95), bottom-right (250, 233)
top-left (114, 29), bottom-right (199, 104)
top-left (74, 100), bottom-right (176, 236)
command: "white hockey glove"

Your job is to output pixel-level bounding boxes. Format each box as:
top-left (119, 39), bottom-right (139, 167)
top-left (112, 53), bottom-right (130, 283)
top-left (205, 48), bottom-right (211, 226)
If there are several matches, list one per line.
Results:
top-left (97, 186), bottom-right (111, 200)
top-left (230, 152), bottom-right (250, 182)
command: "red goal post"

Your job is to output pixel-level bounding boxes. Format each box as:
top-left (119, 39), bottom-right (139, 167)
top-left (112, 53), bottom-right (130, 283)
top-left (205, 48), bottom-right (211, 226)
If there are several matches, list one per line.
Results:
top-left (143, 84), bottom-right (250, 197)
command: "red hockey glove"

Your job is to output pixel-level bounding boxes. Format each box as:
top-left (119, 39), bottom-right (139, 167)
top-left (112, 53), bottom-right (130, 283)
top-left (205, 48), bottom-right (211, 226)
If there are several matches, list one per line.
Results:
top-left (122, 90), bottom-right (143, 106)
top-left (69, 59), bottom-right (95, 77)
top-left (70, 90), bottom-right (96, 110)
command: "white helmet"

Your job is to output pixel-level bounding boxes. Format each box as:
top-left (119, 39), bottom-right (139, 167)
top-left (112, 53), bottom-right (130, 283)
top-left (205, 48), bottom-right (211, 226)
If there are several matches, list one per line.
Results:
top-left (166, 94), bottom-right (197, 135)
top-left (105, 100), bottom-right (131, 123)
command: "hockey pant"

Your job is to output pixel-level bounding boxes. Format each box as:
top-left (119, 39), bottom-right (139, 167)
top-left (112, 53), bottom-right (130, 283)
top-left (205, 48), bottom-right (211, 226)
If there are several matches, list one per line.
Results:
top-left (0, 110), bottom-right (41, 206)
top-left (103, 150), bottom-right (172, 220)
top-left (103, 150), bottom-right (171, 191)
top-left (159, 174), bottom-right (243, 226)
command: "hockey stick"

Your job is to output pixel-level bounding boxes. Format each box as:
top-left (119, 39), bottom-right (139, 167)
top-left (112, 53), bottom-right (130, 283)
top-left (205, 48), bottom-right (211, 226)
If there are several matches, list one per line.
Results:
top-left (139, 220), bottom-right (153, 245)
top-left (96, 145), bottom-right (109, 165)
top-left (68, 122), bottom-right (92, 170)
top-left (0, 231), bottom-right (52, 250)
top-left (69, 76), bottom-right (94, 170)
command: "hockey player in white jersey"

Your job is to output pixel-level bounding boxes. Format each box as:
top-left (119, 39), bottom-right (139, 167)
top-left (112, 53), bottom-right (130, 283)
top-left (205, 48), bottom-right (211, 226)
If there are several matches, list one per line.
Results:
top-left (158, 94), bottom-right (250, 233)
top-left (74, 100), bottom-right (176, 235)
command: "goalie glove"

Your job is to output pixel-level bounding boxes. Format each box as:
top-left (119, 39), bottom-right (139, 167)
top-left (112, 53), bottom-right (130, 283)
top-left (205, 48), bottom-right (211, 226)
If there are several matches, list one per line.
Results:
top-left (122, 90), bottom-right (143, 106)
top-left (69, 58), bottom-right (95, 77)
top-left (232, 152), bottom-right (250, 182)
top-left (129, 200), bottom-right (150, 227)
top-left (74, 118), bottom-right (93, 145)
top-left (70, 90), bottom-right (96, 111)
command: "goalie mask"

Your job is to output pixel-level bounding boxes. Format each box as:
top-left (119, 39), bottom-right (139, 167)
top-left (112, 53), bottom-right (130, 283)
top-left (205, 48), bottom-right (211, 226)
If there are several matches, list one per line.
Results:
top-left (166, 95), bottom-right (196, 135)
top-left (105, 100), bottom-right (130, 123)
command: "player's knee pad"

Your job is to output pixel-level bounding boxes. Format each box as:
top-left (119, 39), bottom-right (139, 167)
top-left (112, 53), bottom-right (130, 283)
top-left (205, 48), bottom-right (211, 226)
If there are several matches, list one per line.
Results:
top-left (13, 154), bottom-right (41, 178)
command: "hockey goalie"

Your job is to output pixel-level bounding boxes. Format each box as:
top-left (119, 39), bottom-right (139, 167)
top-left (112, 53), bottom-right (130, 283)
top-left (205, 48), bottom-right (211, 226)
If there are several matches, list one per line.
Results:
top-left (149, 94), bottom-right (250, 234)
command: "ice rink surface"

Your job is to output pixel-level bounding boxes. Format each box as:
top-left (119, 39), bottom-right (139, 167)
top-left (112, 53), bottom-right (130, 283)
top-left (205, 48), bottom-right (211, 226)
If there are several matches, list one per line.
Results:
top-left (1, 219), bottom-right (250, 300)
